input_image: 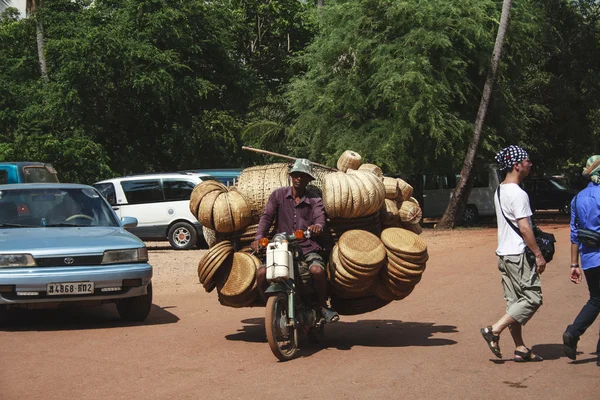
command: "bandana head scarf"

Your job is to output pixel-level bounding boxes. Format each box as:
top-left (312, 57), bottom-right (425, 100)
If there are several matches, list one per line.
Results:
top-left (495, 145), bottom-right (529, 171)
top-left (583, 155), bottom-right (600, 184)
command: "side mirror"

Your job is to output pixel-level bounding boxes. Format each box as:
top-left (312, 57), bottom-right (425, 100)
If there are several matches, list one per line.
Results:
top-left (121, 216), bottom-right (138, 228)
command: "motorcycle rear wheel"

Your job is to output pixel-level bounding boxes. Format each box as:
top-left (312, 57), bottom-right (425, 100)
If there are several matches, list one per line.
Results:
top-left (265, 293), bottom-right (298, 361)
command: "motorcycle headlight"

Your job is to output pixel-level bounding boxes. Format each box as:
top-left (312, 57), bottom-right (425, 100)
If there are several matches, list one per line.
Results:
top-left (0, 254), bottom-right (36, 267)
top-left (102, 248), bottom-right (148, 264)
top-left (272, 233), bottom-right (288, 244)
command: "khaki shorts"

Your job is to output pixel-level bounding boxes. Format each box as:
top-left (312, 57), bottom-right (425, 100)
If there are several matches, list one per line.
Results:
top-left (298, 251), bottom-right (326, 284)
top-left (497, 253), bottom-right (543, 325)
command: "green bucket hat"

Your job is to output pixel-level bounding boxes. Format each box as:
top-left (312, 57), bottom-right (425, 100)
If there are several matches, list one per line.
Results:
top-left (289, 158), bottom-right (316, 180)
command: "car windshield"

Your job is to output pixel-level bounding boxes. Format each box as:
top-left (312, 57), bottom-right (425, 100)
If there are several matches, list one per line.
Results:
top-left (0, 187), bottom-right (119, 228)
top-left (549, 179), bottom-right (568, 191)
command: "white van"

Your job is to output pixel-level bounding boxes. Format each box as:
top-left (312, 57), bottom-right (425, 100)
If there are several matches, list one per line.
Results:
top-left (422, 164), bottom-right (501, 224)
top-left (93, 173), bottom-right (212, 249)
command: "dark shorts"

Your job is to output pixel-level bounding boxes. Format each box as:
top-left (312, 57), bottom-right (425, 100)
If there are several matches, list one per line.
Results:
top-left (298, 251), bottom-right (326, 284)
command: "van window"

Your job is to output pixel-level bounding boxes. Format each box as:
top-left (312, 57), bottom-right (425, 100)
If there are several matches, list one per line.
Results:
top-left (442, 174), bottom-right (457, 189)
top-left (0, 170), bottom-right (7, 184)
top-left (121, 180), bottom-right (163, 204)
top-left (163, 179), bottom-right (196, 201)
top-left (23, 166), bottom-right (59, 183)
top-left (423, 174), bottom-right (440, 190)
top-left (473, 169), bottom-right (490, 188)
top-left (93, 183), bottom-right (117, 205)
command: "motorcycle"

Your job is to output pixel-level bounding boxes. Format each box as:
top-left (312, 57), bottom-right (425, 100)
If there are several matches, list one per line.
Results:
top-left (257, 230), bottom-right (326, 361)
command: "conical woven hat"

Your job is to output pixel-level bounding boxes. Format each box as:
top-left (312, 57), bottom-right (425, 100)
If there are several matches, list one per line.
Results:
top-left (337, 150), bottom-right (362, 172)
top-left (189, 181), bottom-right (227, 219)
top-left (227, 190), bottom-right (252, 232)
top-left (329, 246), bottom-right (370, 287)
top-left (337, 172), bottom-right (353, 218)
top-left (360, 169), bottom-right (386, 215)
top-left (197, 241), bottom-right (231, 281)
top-left (347, 170), bottom-right (380, 217)
top-left (338, 251), bottom-right (381, 277)
top-left (398, 200), bottom-right (422, 225)
top-left (346, 174), bottom-right (365, 219)
top-left (387, 269), bottom-right (422, 286)
top-left (219, 252), bottom-right (257, 297)
top-left (198, 190), bottom-right (221, 230)
top-left (204, 251), bottom-right (234, 292)
top-left (383, 177), bottom-right (400, 200)
top-left (386, 259), bottom-right (424, 282)
top-left (198, 241), bottom-right (233, 290)
top-left (386, 250), bottom-right (426, 273)
top-left (338, 230), bottom-right (386, 267)
top-left (396, 179), bottom-right (414, 202)
top-left (213, 193), bottom-right (234, 233)
top-left (381, 227), bottom-right (427, 255)
top-left (358, 163), bottom-right (383, 178)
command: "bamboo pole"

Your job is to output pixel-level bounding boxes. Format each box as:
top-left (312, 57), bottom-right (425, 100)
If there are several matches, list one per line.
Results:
top-left (242, 146), bottom-right (338, 171)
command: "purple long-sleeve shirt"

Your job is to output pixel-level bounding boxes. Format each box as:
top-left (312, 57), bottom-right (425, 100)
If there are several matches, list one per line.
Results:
top-left (256, 187), bottom-right (326, 255)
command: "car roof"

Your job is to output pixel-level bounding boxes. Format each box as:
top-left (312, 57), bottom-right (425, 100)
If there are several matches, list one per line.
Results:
top-left (180, 169), bottom-right (242, 176)
top-left (94, 172), bottom-right (211, 184)
top-left (0, 161), bottom-right (55, 167)
top-left (0, 183), bottom-right (93, 190)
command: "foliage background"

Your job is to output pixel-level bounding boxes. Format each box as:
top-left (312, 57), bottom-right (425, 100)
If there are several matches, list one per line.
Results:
top-left (1, 0), bottom-right (599, 184)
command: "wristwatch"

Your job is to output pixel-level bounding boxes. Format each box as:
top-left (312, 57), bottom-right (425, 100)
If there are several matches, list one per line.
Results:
top-left (570, 264), bottom-right (580, 268)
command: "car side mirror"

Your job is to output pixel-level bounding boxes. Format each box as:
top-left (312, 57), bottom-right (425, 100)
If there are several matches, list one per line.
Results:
top-left (121, 216), bottom-right (138, 228)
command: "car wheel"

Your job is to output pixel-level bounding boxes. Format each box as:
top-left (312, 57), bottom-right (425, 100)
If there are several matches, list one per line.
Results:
top-left (461, 205), bottom-right (479, 225)
top-left (168, 222), bottom-right (197, 250)
top-left (116, 283), bottom-right (152, 322)
top-left (561, 201), bottom-right (571, 215)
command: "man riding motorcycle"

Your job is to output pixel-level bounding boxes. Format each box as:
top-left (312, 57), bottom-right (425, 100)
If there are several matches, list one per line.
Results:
top-left (251, 158), bottom-right (339, 323)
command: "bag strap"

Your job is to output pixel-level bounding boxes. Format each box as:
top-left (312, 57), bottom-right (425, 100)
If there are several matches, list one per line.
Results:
top-left (496, 185), bottom-right (524, 239)
top-left (573, 194), bottom-right (580, 228)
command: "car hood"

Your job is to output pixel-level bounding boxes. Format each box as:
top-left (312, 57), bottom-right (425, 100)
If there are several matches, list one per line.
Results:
top-left (0, 227), bottom-right (145, 256)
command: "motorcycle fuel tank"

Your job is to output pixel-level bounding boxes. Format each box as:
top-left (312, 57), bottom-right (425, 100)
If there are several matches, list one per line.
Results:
top-left (266, 242), bottom-right (294, 281)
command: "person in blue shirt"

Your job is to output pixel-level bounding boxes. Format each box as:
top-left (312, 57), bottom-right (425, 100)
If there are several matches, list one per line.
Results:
top-left (563, 155), bottom-right (600, 367)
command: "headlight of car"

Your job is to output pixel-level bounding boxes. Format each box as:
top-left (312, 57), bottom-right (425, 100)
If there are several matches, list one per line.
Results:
top-left (102, 248), bottom-right (148, 264)
top-left (0, 254), bottom-right (36, 267)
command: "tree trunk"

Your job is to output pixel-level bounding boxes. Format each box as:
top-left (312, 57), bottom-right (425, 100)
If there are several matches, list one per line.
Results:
top-left (436, 0), bottom-right (512, 229)
top-left (27, 0), bottom-right (48, 81)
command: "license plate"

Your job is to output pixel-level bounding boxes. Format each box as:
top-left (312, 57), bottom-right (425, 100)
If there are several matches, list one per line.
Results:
top-left (47, 282), bottom-right (94, 295)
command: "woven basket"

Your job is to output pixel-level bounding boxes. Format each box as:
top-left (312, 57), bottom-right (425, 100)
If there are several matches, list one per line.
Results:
top-left (336, 150), bottom-right (362, 172)
top-left (190, 181), bottom-right (228, 220)
top-left (397, 178), bottom-right (414, 201)
top-left (383, 177), bottom-right (399, 200)
top-left (198, 191), bottom-right (222, 230)
top-left (358, 163), bottom-right (383, 178)
top-left (380, 228), bottom-right (428, 256)
top-left (236, 163), bottom-right (290, 218)
top-left (401, 222), bottom-right (423, 235)
top-left (380, 199), bottom-right (400, 226)
top-left (398, 200), bottom-right (422, 225)
top-left (338, 230), bottom-right (386, 267)
top-left (218, 252), bottom-right (257, 297)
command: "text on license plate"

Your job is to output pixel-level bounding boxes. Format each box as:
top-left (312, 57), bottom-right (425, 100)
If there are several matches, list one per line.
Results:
top-left (47, 282), bottom-right (94, 295)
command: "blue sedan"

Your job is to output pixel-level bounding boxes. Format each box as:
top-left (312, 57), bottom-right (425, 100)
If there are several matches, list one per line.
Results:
top-left (0, 183), bottom-right (153, 323)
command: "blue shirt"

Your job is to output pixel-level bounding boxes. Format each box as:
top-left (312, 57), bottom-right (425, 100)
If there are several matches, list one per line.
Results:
top-left (570, 182), bottom-right (600, 270)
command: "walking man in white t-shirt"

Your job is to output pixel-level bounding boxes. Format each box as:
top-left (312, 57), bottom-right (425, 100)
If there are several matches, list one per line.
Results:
top-left (480, 145), bottom-right (547, 362)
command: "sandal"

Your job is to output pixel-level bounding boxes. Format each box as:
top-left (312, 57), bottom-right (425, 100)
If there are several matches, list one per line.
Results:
top-left (514, 348), bottom-right (543, 362)
top-left (480, 326), bottom-right (502, 358)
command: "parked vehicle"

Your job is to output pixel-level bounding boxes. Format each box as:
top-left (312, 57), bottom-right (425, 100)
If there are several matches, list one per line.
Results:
top-left (93, 173), bottom-right (212, 249)
top-left (421, 164), bottom-right (501, 224)
top-left (0, 183), bottom-right (153, 324)
top-left (0, 162), bottom-right (58, 184)
top-left (180, 169), bottom-right (242, 187)
top-left (259, 230), bottom-right (326, 361)
top-left (522, 176), bottom-right (576, 214)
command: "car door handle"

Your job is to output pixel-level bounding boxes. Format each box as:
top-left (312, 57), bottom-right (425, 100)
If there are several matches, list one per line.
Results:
top-left (112, 207), bottom-right (120, 211)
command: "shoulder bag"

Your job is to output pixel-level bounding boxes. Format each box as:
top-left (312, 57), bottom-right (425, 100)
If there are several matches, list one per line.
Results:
top-left (497, 186), bottom-right (556, 265)
top-left (574, 194), bottom-right (600, 248)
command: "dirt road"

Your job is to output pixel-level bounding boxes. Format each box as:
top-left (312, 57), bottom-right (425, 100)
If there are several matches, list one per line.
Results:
top-left (1, 223), bottom-right (598, 399)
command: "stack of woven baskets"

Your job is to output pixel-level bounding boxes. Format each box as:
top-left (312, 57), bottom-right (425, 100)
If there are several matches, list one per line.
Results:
top-left (192, 149), bottom-right (428, 313)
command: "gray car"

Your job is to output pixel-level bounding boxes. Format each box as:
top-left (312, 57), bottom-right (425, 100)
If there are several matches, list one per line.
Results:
top-left (0, 183), bottom-right (153, 324)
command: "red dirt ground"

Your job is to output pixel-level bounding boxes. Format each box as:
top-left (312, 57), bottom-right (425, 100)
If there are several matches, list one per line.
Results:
top-left (1, 221), bottom-right (598, 399)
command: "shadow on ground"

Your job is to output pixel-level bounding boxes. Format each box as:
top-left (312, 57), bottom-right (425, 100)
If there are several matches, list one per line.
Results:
top-left (226, 317), bottom-right (458, 356)
top-left (1, 303), bottom-right (179, 332)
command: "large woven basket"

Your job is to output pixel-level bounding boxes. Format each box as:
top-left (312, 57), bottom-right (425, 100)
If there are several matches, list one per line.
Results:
top-left (398, 200), bottom-right (422, 225)
top-left (397, 178), bottom-right (414, 202)
top-left (236, 163), bottom-right (290, 220)
top-left (358, 163), bottom-right (383, 178)
top-left (336, 150), bottom-right (362, 172)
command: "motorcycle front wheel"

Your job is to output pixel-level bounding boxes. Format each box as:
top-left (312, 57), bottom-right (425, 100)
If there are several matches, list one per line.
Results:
top-left (265, 293), bottom-right (298, 361)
